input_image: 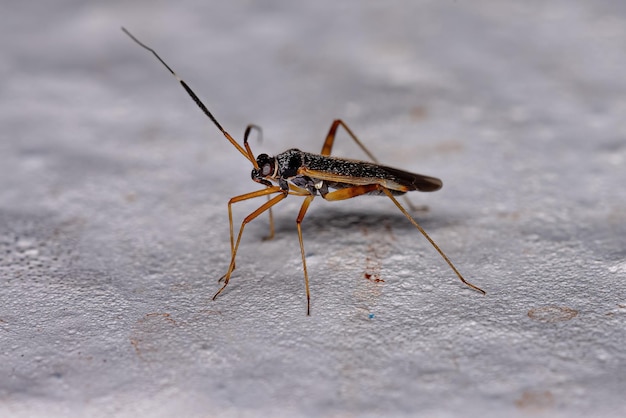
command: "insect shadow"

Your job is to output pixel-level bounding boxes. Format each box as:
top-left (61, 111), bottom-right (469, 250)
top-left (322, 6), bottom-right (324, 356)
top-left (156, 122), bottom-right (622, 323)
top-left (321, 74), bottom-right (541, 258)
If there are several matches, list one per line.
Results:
top-left (267, 206), bottom-right (431, 235)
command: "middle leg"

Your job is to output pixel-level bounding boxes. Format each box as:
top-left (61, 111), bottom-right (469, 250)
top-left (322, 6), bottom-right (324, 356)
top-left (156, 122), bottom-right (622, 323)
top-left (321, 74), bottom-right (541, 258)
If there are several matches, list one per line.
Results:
top-left (214, 188), bottom-right (287, 300)
top-left (295, 194), bottom-right (315, 315)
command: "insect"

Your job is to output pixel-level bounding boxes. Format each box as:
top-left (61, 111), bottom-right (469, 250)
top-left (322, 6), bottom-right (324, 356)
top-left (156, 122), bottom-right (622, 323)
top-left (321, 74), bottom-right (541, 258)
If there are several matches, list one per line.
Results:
top-left (122, 28), bottom-right (485, 315)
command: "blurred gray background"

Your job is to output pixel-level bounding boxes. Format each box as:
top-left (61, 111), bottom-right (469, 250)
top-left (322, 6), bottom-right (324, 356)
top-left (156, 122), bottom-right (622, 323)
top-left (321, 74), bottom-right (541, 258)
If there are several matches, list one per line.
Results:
top-left (1, 1), bottom-right (625, 417)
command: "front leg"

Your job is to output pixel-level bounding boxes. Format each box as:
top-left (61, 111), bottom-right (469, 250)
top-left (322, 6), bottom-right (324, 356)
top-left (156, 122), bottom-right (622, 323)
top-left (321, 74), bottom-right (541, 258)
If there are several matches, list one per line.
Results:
top-left (217, 186), bottom-right (283, 288)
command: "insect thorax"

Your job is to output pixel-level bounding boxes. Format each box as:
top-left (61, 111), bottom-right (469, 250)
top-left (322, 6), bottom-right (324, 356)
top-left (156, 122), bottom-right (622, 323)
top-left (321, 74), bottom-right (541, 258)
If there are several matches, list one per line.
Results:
top-left (275, 148), bottom-right (304, 178)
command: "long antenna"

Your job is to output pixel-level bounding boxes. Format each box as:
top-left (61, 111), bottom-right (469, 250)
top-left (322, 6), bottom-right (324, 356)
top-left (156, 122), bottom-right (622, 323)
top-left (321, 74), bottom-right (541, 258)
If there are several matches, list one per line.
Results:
top-left (122, 27), bottom-right (254, 164)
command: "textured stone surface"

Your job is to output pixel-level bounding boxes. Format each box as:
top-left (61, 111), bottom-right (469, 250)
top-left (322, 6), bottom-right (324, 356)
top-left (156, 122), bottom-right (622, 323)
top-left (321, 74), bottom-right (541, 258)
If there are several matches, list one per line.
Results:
top-left (1, 1), bottom-right (625, 417)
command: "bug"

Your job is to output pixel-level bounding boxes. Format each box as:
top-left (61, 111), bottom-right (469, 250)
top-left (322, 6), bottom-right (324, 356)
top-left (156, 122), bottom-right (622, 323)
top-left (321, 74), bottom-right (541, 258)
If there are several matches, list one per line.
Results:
top-left (122, 28), bottom-right (485, 315)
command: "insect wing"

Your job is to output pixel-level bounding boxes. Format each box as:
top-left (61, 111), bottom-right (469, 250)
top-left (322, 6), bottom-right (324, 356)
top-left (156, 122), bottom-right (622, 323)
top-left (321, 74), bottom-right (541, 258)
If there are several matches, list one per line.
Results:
top-left (377, 165), bottom-right (442, 192)
top-left (298, 164), bottom-right (442, 193)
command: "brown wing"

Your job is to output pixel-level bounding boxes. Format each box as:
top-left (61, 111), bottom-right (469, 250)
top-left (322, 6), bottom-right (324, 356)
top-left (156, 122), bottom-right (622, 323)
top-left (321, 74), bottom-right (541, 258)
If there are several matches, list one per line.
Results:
top-left (298, 165), bottom-right (442, 193)
top-left (377, 165), bottom-right (442, 192)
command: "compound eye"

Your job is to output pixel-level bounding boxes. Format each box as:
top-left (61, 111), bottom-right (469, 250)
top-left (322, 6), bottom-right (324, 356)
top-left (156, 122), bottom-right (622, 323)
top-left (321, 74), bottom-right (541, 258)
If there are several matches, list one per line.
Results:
top-left (261, 163), bottom-right (273, 176)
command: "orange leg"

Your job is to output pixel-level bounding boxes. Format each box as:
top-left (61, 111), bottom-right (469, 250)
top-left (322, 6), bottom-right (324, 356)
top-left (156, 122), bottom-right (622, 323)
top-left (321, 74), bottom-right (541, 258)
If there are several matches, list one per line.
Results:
top-left (321, 184), bottom-right (381, 201)
top-left (262, 184), bottom-right (311, 242)
top-left (320, 119), bottom-right (421, 211)
top-left (295, 195), bottom-right (315, 315)
top-left (323, 184), bottom-right (486, 295)
top-left (224, 186), bottom-right (282, 273)
top-left (215, 187), bottom-right (286, 301)
top-left (321, 119), bottom-right (378, 160)
top-left (380, 188), bottom-right (485, 295)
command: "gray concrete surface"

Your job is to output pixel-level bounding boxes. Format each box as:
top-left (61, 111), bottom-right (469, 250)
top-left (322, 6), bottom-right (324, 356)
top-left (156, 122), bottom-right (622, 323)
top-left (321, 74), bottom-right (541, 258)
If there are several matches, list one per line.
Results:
top-left (1, 1), bottom-right (625, 417)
